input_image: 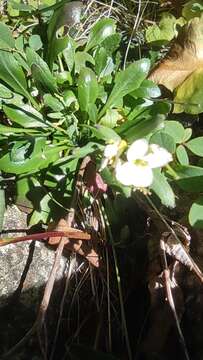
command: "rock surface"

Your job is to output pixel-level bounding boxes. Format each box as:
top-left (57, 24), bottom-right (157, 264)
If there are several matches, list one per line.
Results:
top-left (0, 205), bottom-right (69, 358)
top-left (0, 205), bottom-right (68, 307)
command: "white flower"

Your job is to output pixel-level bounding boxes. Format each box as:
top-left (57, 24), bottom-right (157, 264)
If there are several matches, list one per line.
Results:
top-left (100, 139), bottom-right (127, 171)
top-left (104, 143), bottom-right (119, 159)
top-left (115, 138), bottom-right (172, 188)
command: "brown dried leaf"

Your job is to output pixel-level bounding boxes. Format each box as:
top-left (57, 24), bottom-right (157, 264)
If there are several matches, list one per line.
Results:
top-left (48, 219), bottom-right (99, 267)
top-left (148, 16), bottom-right (203, 91)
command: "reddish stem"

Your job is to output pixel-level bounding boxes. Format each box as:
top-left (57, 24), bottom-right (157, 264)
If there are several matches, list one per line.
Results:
top-left (0, 230), bottom-right (91, 247)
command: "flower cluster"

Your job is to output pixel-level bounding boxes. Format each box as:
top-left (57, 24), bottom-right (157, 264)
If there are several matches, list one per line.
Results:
top-left (102, 138), bottom-right (172, 189)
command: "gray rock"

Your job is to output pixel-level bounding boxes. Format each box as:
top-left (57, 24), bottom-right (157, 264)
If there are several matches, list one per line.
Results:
top-left (0, 205), bottom-right (68, 307)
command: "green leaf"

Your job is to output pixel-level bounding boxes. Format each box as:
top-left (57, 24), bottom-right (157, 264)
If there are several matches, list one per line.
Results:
top-left (74, 51), bottom-right (95, 74)
top-left (185, 137), bottom-right (203, 156)
top-left (123, 114), bottom-right (165, 143)
top-left (0, 23), bottom-right (15, 49)
top-left (0, 83), bottom-right (13, 99)
top-left (29, 35), bottom-right (43, 51)
top-left (145, 13), bottom-right (184, 45)
top-left (150, 131), bottom-right (176, 153)
top-left (99, 59), bottom-right (150, 118)
top-left (182, 128), bottom-right (192, 142)
top-left (174, 68), bottom-right (203, 114)
top-left (0, 124), bottom-right (38, 134)
top-left (99, 109), bottom-right (121, 128)
top-left (88, 124), bottom-right (120, 142)
top-left (43, 94), bottom-right (64, 111)
top-left (173, 164), bottom-right (203, 192)
top-left (78, 68), bottom-right (98, 112)
top-left (16, 177), bottom-right (34, 213)
top-left (164, 120), bottom-right (185, 144)
top-left (86, 18), bottom-right (116, 51)
top-left (3, 104), bottom-right (49, 128)
top-left (62, 36), bottom-right (76, 71)
top-left (151, 169), bottom-right (175, 208)
top-left (26, 48), bottom-right (57, 93)
top-left (130, 79), bottom-right (161, 99)
top-left (0, 138), bottom-right (66, 174)
top-left (0, 50), bottom-right (32, 102)
top-left (182, 0), bottom-right (203, 20)
top-left (95, 47), bottom-right (108, 76)
top-left (101, 33), bottom-right (121, 55)
top-left (48, 35), bottom-right (76, 70)
top-left (176, 145), bottom-right (189, 165)
top-left (189, 196), bottom-right (203, 228)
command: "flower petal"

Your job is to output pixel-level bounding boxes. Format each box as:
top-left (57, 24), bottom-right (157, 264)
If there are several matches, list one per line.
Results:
top-left (115, 161), bottom-right (137, 186)
top-left (145, 144), bottom-right (173, 168)
top-left (104, 143), bottom-right (119, 158)
top-left (131, 164), bottom-right (153, 187)
top-left (115, 161), bottom-right (153, 187)
top-left (127, 139), bottom-right (149, 161)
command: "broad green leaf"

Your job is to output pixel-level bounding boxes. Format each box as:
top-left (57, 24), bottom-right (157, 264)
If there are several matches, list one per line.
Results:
top-left (0, 50), bottom-right (31, 102)
top-left (72, 142), bottom-right (101, 158)
top-left (150, 131), bottom-right (176, 153)
top-left (151, 169), bottom-right (175, 208)
top-left (185, 137), bottom-right (203, 156)
top-left (145, 13), bottom-right (184, 45)
top-left (164, 120), bottom-right (185, 144)
top-left (3, 104), bottom-right (49, 128)
top-left (63, 90), bottom-right (78, 109)
top-left (176, 145), bottom-right (189, 165)
top-left (29, 193), bottom-right (51, 225)
top-left (74, 51), bottom-right (95, 74)
top-left (16, 176), bottom-right (34, 213)
top-left (0, 23), bottom-right (15, 49)
top-left (174, 68), bottom-right (203, 114)
top-left (86, 18), bottom-right (116, 51)
top-left (0, 138), bottom-right (66, 174)
top-left (26, 48), bottom-right (57, 93)
top-left (131, 79), bottom-right (161, 99)
top-left (62, 36), bottom-right (76, 71)
top-left (95, 47), bottom-right (108, 76)
top-left (29, 35), bottom-right (43, 51)
top-left (0, 83), bottom-right (13, 99)
top-left (101, 33), bottom-right (121, 55)
top-left (173, 164), bottom-right (203, 192)
top-left (182, 0), bottom-right (203, 20)
top-left (0, 124), bottom-right (38, 134)
top-left (78, 68), bottom-right (98, 112)
top-left (189, 196), bottom-right (203, 228)
top-left (99, 59), bottom-right (150, 118)
top-left (48, 36), bottom-right (75, 69)
top-left (88, 124), bottom-right (120, 142)
top-left (182, 128), bottom-right (192, 142)
top-left (43, 94), bottom-right (64, 111)
top-left (122, 114), bottom-right (165, 143)
top-left (99, 109), bottom-right (121, 128)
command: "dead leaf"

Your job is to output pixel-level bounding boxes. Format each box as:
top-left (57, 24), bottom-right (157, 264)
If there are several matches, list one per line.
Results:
top-left (148, 15), bottom-right (203, 91)
top-left (48, 219), bottom-right (99, 267)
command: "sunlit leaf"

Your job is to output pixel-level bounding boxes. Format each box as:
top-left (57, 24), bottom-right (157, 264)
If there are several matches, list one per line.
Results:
top-left (78, 68), bottom-right (98, 112)
top-left (86, 18), bottom-right (116, 51)
top-left (186, 136), bottom-right (203, 156)
top-left (176, 145), bottom-right (189, 165)
top-left (151, 169), bottom-right (175, 208)
top-left (189, 196), bottom-right (203, 228)
top-left (99, 59), bottom-right (150, 117)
